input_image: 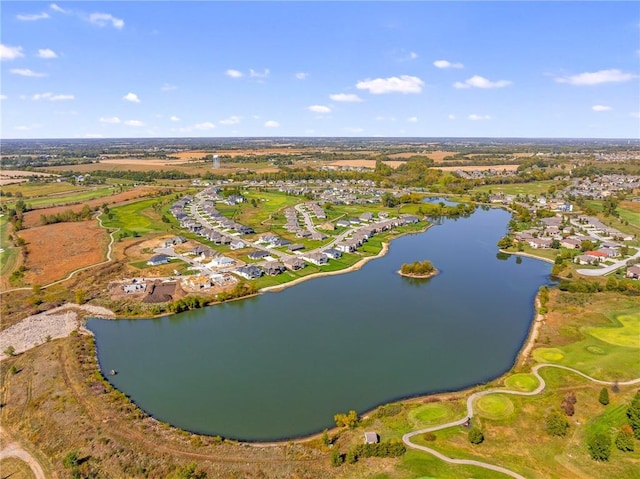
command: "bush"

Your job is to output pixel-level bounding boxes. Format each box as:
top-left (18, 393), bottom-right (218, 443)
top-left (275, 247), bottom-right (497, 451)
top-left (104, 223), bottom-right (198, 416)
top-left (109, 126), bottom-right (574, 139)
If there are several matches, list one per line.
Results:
top-left (545, 411), bottom-right (569, 437)
top-left (468, 427), bottom-right (484, 445)
top-left (627, 391), bottom-right (640, 439)
top-left (330, 448), bottom-right (343, 467)
top-left (598, 387), bottom-right (609, 406)
top-left (561, 392), bottom-right (577, 416)
top-left (62, 451), bottom-right (80, 469)
top-left (422, 432), bottom-right (436, 442)
top-left (587, 433), bottom-right (611, 461)
top-left (334, 410), bottom-right (359, 429)
top-left (615, 428), bottom-right (635, 452)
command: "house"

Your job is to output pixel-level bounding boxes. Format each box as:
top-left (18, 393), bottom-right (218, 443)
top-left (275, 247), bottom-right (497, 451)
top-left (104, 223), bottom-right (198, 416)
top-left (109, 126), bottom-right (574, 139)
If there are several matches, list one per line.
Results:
top-left (336, 219), bottom-right (351, 228)
top-left (163, 236), bottom-right (186, 248)
top-left (626, 265), bottom-right (640, 279)
top-left (359, 212), bottom-right (374, 222)
top-left (584, 250), bottom-right (608, 261)
top-left (303, 252), bottom-right (328, 266)
top-left (234, 265), bottom-right (263, 279)
top-left (597, 248), bottom-right (620, 258)
top-left (147, 254), bottom-right (170, 266)
top-left (248, 250), bottom-right (270, 261)
top-left (288, 243), bottom-right (305, 252)
top-left (230, 240), bottom-right (246, 250)
top-left (528, 238), bottom-right (552, 249)
top-left (262, 261), bottom-right (286, 276)
top-left (283, 257), bottom-right (306, 271)
top-left (336, 241), bottom-right (357, 253)
top-left (364, 432), bottom-right (379, 444)
top-left (208, 256), bottom-right (236, 268)
top-left (323, 248), bottom-right (342, 259)
top-left (225, 194), bottom-right (245, 205)
top-left (560, 238), bottom-right (581, 249)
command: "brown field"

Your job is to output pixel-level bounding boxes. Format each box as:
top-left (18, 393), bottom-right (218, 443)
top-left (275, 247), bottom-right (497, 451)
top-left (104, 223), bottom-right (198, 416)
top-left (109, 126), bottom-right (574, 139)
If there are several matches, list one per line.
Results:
top-left (171, 148), bottom-right (311, 159)
top-left (0, 170), bottom-right (58, 186)
top-left (328, 159), bottom-right (405, 169)
top-left (620, 200), bottom-right (640, 213)
top-left (424, 151), bottom-right (459, 162)
top-left (19, 221), bottom-right (106, 285)
top-left (21, 187), bottom-right (167, 229)
top-left (435, 164), bottom-right (520, 172)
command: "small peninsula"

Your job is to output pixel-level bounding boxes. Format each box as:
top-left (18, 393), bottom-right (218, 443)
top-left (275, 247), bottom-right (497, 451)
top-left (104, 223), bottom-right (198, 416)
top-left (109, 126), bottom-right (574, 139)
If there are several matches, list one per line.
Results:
top-left (397, 260), bottom-right (439, 279)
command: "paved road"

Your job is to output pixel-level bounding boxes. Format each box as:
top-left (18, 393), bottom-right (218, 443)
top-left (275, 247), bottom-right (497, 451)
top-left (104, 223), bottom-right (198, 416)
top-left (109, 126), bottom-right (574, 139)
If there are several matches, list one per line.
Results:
top-left (402, 364), bottom-right (640, 479)
top-left (577, 247), bottom-right (640, 276)
top-left (294, 203), bottom-right (321, 236)
top-left (0, 427), bottom-right (47, 479)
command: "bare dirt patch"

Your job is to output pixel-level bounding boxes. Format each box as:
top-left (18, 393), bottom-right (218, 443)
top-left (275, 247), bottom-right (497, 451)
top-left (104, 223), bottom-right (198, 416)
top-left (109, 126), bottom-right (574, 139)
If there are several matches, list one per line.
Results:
top-left (435, 164), bottom-right (520, 172)
top-left (424, 151), bottom-right (458, 162)
top-left (328, 159), bottom-right (405, 169)
top-left (0, 170), bottom-right (57, 186)
top-left (19, 221), bottom-right (106, 285)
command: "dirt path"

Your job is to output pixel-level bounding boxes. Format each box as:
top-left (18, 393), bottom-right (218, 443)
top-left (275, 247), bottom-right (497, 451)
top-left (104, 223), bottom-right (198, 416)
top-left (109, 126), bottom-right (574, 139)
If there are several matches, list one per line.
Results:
top-left (403, 364), bottom-right (640, 479)
top-left (0, 427), bottom-right (47, 479)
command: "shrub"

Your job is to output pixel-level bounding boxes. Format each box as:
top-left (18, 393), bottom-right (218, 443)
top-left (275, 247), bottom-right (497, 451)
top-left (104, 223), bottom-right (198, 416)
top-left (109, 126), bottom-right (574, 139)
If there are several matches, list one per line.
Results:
top-left (330, 448), bottom-right (343, 467)
top-left (3, 345), bottom-right (15, 357)
top-left (62, 451), bottom-right (80, 469)
top-left (627, 391), bottom-right (640, 439)
top-left (545, 411), bottom-right (569, 437)
top-left (598, 387), bottom-right (609, 406)
top-left (615, 428), bottom-right (635, 452)
top-left (423, 432), bottom-right (436, 442)
top-left (468, 427), bottom-right (484, 445)
top-left (334, 410), bottom-right (359, 429)
top-left (587, 433), bottom-right (611, 461)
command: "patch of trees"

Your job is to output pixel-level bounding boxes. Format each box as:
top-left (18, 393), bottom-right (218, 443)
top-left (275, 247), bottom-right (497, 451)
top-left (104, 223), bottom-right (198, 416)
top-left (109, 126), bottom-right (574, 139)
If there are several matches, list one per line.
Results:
top-left (216, 281), bottom-right (257, 302)
top-left (334, 410), bottom-right (360, 429)
top-left (400, 260), bottom-right (435, 276)
top-left (468, 427), bottom-right (485, 444)
top-left (545, 410), bottom-right (569, 436)
top-left (559, 278), bottom-right (640, 295)
top-left (372, 403), bottom-right (403, 418)
top-left (560, 392), bottom-right (577, 416)
top-left (167, 296), bottom-right (209, 313)
top-left (40, 204), bottom-right (94, 225)
top-left (627, 391), bottom-right (640, 439)
top-left (587, 433), bottom-right (612, 461)
top-left (78, 169), bottom-right (192, 182)
top-left (344, 440), bottom-right (406, 464)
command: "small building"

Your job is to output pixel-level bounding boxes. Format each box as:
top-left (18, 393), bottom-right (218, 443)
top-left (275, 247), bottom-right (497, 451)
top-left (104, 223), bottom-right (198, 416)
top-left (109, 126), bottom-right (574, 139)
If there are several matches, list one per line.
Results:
top-left (248, 250), bottom-right (270, 261)
top-left (323, 248), bottom-right (342, 260)
top-left (283, 257), bottom-right (306, 271)
top-left (626, 265), bottom-right (640, 279)
top-left (147, 254), bottom-right (170, 266)
top-left (262, 261), bottom-right (286, 276)
top-left (230, 240), bottom-right (247, 250)
top-left (364, 432), bottom-right (379, 444)
top-left (235, 265), bottom-right (263, 280)
top-left (288, 243), bottom-right (305, 252)
top-left (303, 252), bottom-right (328, 266)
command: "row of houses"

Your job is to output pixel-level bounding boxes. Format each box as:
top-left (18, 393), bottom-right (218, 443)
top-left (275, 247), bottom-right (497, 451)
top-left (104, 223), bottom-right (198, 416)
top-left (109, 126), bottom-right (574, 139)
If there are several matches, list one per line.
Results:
top-left (336, 215), bottom-right (420, 253)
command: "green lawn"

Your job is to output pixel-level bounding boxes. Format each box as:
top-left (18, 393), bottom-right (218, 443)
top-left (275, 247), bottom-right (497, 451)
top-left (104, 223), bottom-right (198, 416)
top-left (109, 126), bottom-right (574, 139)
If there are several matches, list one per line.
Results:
top-left (470, 180), bottom-right (557, 196)
top-left (4, 186), bottom-right (117, 209)
top-left (0, 214), bottom-right (19, 279)
top-left (0, 181), bottom-right (85, 201)
top-left (102, 197), bottom-right (171, 235)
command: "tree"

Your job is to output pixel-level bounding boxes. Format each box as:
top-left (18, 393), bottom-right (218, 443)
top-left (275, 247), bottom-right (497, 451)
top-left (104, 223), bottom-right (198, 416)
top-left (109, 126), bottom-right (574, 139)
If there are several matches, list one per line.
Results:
top-left (334, 410), bottom-right (359, 429)
top-left (580, 239), bottom-right (596, 252)
top-left (330, 448), bottom-right (343, 467)
top-left (615, 427), bottom-right (635, 452)
top-left (75, 289), bottom-right (87, 305)
top-left (321, 429), bottom-right (331, 446)
top-left (497, 236), bottom-right (513, 249)
top-left (545, 411), bottom-right (569, 437)
top-left (381, 192), bottom-right (398, 208)
top-left (598, 388), bottom-right (609, 406)
top-left (561, 392), bottom-right (577, 416)
top-left (626, 391), bottom-right (640, 439)
top-left (468, 427), bottom-right (484, 445)
top-left (587, 433), bottom-right (611, 461)
top-left (62, 451), bottom-right (80, 469)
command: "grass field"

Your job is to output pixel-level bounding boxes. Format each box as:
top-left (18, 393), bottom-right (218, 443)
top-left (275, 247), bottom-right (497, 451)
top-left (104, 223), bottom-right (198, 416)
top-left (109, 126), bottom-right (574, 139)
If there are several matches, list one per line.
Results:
top-left (470, 180), bottom-right (557, 196)
top-left (0, 457), bottom-right (36, 479)
top-left (3, 186), bottom-right (117, 210)
top-left (0, 181), bottom-right (84, 200)
top-left (101, 197), bottom-right (172, 236)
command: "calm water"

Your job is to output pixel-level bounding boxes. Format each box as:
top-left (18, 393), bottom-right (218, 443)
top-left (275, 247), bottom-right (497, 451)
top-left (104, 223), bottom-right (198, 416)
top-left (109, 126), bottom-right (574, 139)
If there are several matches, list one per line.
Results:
top-left (88, 207), bottom-right (552, 441)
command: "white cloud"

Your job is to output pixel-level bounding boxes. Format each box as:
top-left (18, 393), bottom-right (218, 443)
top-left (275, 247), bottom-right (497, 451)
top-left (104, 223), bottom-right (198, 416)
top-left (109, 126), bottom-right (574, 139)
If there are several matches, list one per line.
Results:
top-left (468, 114), bottom-right (491, 120)
top-left (295, 72), bottom-right (309, 80)
top-left (454, 75), bottom-right (511, 89)
top-left (556, 69), bottom-right (636, 86)
top-left (434, 59), bottom-right (464, 69)
top-left (89, 12), bottom-right (124, 29)
top-left (161, 83), bottom-right (177, 91)
top-left (123, 92), bottom-right (140, 103)
top-left (50, 94), bottom-right (74, 101)
top-left (592, 105), bottom-right (612, 112)
top-left (100, 116), bottom-right (121, 124)
top-left (407, 116), bottom-right (418, 123)
top-left (0, 94), bottom-right (7, 100)
top-left (1, 45), bottom-right (25, 61)
top-left (356, 75), bottom-right (424, 94)
top-left (225, 69), bottom-right (243, 78)
top-left (448, 114), bottom-right (456, 120)
top-left (17, 12), bottom-right (50, 21)
top-left (16, 125), bottom-right (39, 131)
top-left (170, 115), bottom-right (181, 122)
top-left (50, 4), bottom-right (68, 14)
top-left (194, 122), bottom-right (215, 130)
top-left (11, 69), bottom-right (47, 77)
top-left (630, 112), bottom-right (640, 119)
top-left (219, 116), bottom-right (241, 125)
top-left (329, 93), bottom-right (363, 103)
top-left (308, 105), bottom-right (331, 113)
top-left (344, 127), bottom-right (364, 133)
top-left (264, 120), bottom-right (280, 128)
top-left (37, 48), bottom-right (58, 59)
top-left (249, 68), bottom-right (270, 78)
top-left (124, 120), bottom-right (145, 127)
top-left (409, 52), bottom-right (418, 60)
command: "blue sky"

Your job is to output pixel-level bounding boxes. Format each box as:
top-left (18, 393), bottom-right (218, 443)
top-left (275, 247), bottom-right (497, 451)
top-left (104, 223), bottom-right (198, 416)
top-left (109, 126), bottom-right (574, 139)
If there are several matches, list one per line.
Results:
top-left (1, 1), bottom-right (639, 139)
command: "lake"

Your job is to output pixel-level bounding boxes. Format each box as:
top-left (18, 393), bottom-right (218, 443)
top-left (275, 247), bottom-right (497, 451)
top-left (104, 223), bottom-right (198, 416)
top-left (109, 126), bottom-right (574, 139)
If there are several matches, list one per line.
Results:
top-left (87, 207), bottom-right (552, 441)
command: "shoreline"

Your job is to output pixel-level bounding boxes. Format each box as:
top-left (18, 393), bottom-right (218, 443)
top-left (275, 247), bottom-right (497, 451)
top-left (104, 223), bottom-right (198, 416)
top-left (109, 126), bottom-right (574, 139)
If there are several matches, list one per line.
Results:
top-left (396, 268), bottom-right (439, 279)
top-left (499, 249), bottom-right (555, 264)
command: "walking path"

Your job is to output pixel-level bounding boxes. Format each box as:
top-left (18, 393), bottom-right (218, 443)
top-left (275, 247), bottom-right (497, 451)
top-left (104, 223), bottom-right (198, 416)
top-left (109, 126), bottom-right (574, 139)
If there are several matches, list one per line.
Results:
top-left (0, 427), bottom-right (47, 479)
top-left (402, 364), bottom-right (640, 479)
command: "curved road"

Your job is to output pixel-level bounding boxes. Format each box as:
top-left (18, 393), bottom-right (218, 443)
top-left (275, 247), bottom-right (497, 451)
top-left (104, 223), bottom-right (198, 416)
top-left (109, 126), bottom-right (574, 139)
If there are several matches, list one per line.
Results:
top-left (0, 427), bottom-right (47, 479)
top-left (403, 364), bottom-right (640, 479)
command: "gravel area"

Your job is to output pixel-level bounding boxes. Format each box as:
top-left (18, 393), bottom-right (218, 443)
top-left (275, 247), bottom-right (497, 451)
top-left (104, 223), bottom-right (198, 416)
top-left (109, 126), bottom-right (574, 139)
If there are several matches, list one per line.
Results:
top-left (0, 304), bottom-right (114, 360)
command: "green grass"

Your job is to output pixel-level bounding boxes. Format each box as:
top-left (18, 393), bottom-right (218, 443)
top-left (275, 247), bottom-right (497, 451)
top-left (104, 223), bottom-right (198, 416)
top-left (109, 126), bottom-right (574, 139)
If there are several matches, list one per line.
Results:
top-left (474, 394), bottom-right (515, 420)
top-left (470, 180), bottom-right (557, 196)
top-left (4, 187), bottom-right (117, 209)
top-left (0, 214), bottom-right (19, 279)
top-left (102, 197), bottom-right (171, 235)
top-left (408, 403), bottom-right (456, 427)
top-left (504, 373), bottom-right (539, 392)
top-left (0, 181), bottom-right (84, 200)
top-left (586, 310), bottom-right (640, 348)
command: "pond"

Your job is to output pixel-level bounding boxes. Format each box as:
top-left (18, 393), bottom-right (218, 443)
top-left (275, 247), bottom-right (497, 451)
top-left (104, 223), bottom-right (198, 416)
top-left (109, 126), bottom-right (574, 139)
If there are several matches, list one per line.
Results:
top-left (87, 207), bottom-right (552, 441)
